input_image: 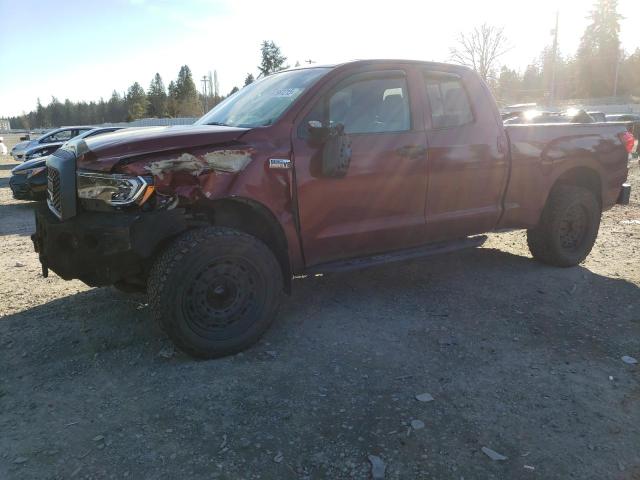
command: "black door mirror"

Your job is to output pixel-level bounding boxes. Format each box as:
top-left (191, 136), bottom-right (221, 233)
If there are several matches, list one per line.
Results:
top-left (305, 121), bottom-right (352, 177)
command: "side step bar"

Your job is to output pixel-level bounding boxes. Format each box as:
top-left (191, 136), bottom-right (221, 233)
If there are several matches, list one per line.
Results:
top-left (308, 235), bottom-right (488, 274)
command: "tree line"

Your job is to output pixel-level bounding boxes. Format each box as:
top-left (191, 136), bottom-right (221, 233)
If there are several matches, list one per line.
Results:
top-left (453, 0), bottom-right (640, 106)
top-left (7, 3), bottom-right (639, 130)
top-left (7, 40), bottom-right (287, 130)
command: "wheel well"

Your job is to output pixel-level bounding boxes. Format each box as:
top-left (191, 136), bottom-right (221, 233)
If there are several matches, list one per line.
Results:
top-left (194, 198), bottom-right (292, 293)
top-left (552, 167), bottom-right (602, 205)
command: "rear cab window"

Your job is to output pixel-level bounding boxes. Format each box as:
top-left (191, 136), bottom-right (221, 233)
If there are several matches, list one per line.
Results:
top-left (423, 72), bottom-right (474, 129)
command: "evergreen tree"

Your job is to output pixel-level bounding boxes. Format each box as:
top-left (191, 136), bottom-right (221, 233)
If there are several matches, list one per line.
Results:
top-left (495, 67), bottom-right (521, 105)
top-left (35, 98), bottom-right (48, 128)
top-left (147, 73), bottom-right (168, 117)
top-left (257, 41), bottom-right (288, 77)
top-left (618, 48), bottom-right (640, 96)
top-left (575, 0), bottom-right (622, 97)
top-left (49, 97), bottom-right (65, 127)
top-left (174, 65), bottom-right (201, 116)
top-left (244, 73), bottom-right (255, 86)
top-left (229, 86), bottom-right (239, 96)
top-left (107, 90), bottom-right (126, 123)
top-left (63, 99), bottom-right (76, 125)
top-left (167, 80), bottom-right (179, 117)
top-left (126, 82), bottom-right (148, 121)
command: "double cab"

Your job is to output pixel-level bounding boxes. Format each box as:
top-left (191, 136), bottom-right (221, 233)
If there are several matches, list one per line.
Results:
top-left (33, 60), bottom-right (632, 358)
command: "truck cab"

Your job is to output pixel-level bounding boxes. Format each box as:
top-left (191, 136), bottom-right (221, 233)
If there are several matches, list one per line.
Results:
top-left (33, 60), bottom-right (632, 359)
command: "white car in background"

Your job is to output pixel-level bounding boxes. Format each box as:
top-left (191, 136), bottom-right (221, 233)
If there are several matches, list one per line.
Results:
top-left (11, 126), bottom-right (93, 161)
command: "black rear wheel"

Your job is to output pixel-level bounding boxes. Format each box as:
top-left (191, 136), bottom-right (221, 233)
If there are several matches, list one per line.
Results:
top-left (148, 227), bottom-right (283, 359)
top-left (527, 185), bottom-right (601, 267)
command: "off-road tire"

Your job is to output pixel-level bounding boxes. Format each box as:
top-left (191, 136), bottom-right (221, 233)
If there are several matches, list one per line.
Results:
top-left (147, 227), bottom-right (283, 359)
top-left (527, 185), bottom-right (601, 267)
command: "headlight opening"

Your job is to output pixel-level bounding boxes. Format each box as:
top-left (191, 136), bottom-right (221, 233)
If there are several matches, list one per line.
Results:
top-left (77, 172), bottom-right (150, 206)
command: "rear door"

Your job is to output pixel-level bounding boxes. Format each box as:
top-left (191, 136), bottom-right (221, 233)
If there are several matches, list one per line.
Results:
top-left (292, 67), bottom-right (428, 266)
top-left (421, 70), bottom-right (509, 241)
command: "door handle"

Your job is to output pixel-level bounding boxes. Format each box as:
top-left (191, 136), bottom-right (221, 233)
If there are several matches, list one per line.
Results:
top-left (396, 145), bottom-right (426, 159)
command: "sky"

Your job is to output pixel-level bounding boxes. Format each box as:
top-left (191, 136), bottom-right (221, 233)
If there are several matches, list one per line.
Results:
top-left (1, 0), bottom-right (638, 117)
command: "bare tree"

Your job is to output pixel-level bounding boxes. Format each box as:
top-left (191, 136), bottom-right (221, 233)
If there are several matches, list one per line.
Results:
top-left (450, 24), bottom-right (509, 81)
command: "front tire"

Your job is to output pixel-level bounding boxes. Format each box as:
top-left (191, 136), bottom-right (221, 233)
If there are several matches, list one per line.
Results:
top-left (148, 227), bottom-right (283, 359)
top-left (527, 185), bottom-right (601, 267)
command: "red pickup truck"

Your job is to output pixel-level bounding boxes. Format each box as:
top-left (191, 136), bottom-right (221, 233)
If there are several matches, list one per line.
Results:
top-left (34, 60), bottom-right (632, 358)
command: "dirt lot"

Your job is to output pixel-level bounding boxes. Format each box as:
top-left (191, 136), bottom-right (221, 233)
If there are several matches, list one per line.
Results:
top-left (1, 135), bottom-right (639, 479)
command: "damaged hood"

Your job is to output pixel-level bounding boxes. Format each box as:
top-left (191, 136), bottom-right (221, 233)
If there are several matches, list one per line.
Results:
top-left (74, 125), bottom-right (250, 171)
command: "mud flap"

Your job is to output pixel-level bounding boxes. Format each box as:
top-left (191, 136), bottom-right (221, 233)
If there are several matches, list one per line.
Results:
top-left (617, 183), bottom-right (631, 205)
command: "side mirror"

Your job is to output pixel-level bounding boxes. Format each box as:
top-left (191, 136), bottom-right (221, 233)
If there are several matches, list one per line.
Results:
top-left (321, 122), bottom-right (351, 178)
top-left (306, 120), bottom-right (330, 143)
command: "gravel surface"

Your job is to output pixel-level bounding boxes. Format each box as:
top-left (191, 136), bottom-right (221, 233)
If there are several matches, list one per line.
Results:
top-left (1, 139), bottom-right (639, 479)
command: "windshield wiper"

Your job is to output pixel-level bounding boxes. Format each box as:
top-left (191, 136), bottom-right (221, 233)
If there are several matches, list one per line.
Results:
top-left (207, 121), bottom-right (229, 126)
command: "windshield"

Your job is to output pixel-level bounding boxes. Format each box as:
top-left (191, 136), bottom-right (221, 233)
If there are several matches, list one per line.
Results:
top-left (196, 67), bottom-right (330, 128)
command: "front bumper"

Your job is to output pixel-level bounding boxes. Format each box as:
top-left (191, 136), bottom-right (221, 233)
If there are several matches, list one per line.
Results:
top-left (9, 172), bottom-right (47, 200)
top-left (32, 205), bottom-right (190, 287)
top-left (11, 152), bottom-right (25, 162)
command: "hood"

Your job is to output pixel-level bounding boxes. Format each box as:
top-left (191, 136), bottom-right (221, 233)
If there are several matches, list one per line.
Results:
top-left (11, 157), bottom-right (47, 174)
top-left (25, 142), bottom-right (64, 156)
top-left (74, 125), bottom-right (250, 172)
top-left (11, 140), bottom-right (34, 153)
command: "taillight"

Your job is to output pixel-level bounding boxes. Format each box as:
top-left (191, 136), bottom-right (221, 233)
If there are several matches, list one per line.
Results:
top-left (619, 131), bottom-right (635, 153)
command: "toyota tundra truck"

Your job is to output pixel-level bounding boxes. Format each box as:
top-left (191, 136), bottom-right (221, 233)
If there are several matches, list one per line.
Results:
top-left (32, 60), bottom-right (633, 359)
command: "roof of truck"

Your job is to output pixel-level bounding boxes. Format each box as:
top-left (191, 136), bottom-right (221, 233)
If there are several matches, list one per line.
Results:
top-left (286, 59), bottom-right (472, 73)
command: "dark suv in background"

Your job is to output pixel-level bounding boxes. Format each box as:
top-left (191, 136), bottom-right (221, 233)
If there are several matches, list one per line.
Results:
top-left (10, 127), bottom-right (124, 200)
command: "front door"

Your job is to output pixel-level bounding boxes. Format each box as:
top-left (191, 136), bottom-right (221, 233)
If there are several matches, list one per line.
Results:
top-left (292, 68), bottom-right (428, 267)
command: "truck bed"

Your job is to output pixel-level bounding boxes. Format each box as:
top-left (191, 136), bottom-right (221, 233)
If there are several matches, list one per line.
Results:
top-left (499, 122), bottom-right (630, 228)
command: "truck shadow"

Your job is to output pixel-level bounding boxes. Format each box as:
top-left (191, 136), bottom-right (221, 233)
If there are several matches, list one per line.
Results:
top-left (2, 247), bottom-right (638, 479)
top-left (2, 247), bottom-right (638, 363)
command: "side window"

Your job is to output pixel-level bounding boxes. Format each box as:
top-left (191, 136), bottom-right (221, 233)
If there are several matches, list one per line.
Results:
top-left (299, 73), bottom-right (411, 136)
top-left (424, 74), bottom-right (473, 128)
top-left (331, 76), bottom-right (410, 134)
top-left (43, 130), bottom-right (73, 142)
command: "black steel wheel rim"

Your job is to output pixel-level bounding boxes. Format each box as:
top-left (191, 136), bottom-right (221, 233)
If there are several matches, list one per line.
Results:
top-left (181, 257), bottom-right (265, 339)
top-left (558, 204), bottom-right (589, 250)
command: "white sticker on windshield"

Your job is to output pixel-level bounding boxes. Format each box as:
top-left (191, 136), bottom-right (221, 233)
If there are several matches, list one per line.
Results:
top-left (272, 88), bottom-right (301, 97)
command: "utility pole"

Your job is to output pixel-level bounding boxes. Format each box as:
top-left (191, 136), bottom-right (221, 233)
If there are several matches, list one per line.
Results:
top-left (208, 72), bottom-right (214, 105)
top-left (549, 10), bottom-right (559, 108)
top-left (613, 48), bottom-right (622, 97)
top-left (201, 76), bottom-right (209, 112)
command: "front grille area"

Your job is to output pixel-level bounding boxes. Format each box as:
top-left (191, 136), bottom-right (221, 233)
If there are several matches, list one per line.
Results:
top-left (47, 166), bottom-right (62, 217)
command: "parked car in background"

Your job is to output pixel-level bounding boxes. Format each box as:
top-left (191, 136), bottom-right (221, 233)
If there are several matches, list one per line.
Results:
top-left (21, 141), bottom-right (68, 163)
top-left (10, 127), bottom-right (124, 200)
top-left (10, 126), bottom-right (93, 161)
top-left (587, 111), bottom-right (606, 122)
top-left (503, 108), bottom-right (596, 124)
top-left (33, 60), bottom-right (632, 359)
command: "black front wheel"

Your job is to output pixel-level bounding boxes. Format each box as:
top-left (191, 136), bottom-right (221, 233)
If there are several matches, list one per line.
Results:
top-left (148, 227), bottom-right (283, 359)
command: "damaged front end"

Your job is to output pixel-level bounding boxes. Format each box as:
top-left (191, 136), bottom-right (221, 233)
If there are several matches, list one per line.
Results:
top-left (33, 128), bottom-right (261, 288)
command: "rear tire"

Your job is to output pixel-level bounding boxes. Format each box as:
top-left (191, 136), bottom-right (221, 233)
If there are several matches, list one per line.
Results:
top-left (147, 227), bottom-right (283, 359)
top-left (527, 185), bottom-right (601, 267)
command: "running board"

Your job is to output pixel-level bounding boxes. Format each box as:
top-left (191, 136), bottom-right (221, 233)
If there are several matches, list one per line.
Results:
top-left (308, 235), bottom-right (488, 274)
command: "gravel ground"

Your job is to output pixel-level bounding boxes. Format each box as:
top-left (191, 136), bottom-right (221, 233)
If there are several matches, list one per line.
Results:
top-left (1, 137), bottom-right (639, 479)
